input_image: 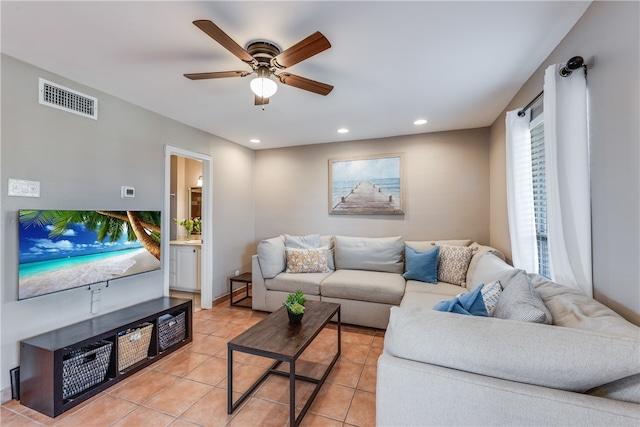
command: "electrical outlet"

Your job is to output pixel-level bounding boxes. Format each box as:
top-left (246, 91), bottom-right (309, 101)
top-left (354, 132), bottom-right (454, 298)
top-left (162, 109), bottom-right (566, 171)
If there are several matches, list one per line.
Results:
top-left (235, 270), bottom-right (240, 277)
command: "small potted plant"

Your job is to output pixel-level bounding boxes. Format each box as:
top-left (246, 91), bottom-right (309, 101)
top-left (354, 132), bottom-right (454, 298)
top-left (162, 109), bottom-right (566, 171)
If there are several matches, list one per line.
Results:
top-left (191, 218), bottom-right (202, 238)
top-left (283, 290), bottom-right (306, 324)
top-left (173, 218), bottom-right (201, 240)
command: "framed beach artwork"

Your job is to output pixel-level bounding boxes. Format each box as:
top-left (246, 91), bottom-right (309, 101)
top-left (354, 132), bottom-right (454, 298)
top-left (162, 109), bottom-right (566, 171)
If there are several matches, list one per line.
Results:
top-left (328, 153), bottom-right (405, 215)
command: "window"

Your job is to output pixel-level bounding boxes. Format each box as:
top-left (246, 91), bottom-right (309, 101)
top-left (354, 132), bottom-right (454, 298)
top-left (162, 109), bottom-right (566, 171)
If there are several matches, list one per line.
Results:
top-left (529, 112), bottom-right (551, 279)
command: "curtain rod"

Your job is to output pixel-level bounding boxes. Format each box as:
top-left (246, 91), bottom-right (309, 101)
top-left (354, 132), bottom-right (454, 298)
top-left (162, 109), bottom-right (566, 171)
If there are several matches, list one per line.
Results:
top-left (517, 56), bottom-right (585, 117)
top-left (517, 91), bottom-right (543, 117)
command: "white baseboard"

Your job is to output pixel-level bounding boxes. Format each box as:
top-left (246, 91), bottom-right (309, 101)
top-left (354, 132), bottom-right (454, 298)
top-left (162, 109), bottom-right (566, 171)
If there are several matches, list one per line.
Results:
top-left (1, 386), bottom-right (13, 404)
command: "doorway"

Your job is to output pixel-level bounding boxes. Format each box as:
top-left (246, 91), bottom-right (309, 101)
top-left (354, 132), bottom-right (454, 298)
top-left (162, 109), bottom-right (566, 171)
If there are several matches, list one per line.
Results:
top-left (163, 145), bottom-right (213, 310)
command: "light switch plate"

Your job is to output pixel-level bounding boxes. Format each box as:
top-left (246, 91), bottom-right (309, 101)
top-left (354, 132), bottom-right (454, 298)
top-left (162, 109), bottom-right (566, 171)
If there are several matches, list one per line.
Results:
top-left (8, 179), bottom-right (40, 197)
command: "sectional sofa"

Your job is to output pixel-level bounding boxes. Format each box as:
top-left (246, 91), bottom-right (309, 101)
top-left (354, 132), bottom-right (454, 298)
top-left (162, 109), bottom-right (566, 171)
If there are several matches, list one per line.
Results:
top-left (252, 234), bottom-right (640, 425)
top-left (377, 252), bottom-right (640, 425)
top-left (251, 234), bottom-right (502, 329)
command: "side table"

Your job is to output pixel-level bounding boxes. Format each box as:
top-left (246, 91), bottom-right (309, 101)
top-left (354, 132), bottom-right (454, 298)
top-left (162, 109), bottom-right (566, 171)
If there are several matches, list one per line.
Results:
top-left (229, 272), bottom-right (252, 307)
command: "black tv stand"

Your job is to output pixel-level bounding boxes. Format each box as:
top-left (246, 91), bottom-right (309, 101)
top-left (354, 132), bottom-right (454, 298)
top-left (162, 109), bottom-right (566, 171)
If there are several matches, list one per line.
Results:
top-left (19, 297), bottom-right (192, 418)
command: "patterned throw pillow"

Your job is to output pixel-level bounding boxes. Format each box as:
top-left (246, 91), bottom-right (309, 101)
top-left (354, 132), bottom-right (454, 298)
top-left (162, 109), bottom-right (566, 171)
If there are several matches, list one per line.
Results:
top-left (285, 247), bottom-right (330, 273)
top-left (481, 280), bottom-right (502, 315)
top-left (493, 270), bottom-right (553, 324)
top-left (437, 245), bottom-right (474, 286)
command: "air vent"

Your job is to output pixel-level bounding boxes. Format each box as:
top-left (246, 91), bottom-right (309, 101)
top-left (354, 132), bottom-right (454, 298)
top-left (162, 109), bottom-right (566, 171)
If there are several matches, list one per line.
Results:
top-left (38, 78), bottom-right (98, 120)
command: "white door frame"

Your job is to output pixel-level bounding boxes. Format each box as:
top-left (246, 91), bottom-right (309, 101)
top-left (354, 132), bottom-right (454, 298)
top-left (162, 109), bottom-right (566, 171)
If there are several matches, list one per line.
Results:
top-left (163, 145), bottom-right (213, 309)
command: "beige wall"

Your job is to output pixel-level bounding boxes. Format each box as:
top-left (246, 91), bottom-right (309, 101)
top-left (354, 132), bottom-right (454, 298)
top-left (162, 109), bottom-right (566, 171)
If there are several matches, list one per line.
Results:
top-left (0, 54), bottom-right (255, 393)
top-left (489, 1), bottom-right (640, 324)
top-left (255, 129), bottom-right (490, 244)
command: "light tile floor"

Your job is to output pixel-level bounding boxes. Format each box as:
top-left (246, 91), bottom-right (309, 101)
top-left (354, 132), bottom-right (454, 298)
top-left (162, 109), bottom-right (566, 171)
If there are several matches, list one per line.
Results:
top-left (2, 299), bottom-right (384, 427)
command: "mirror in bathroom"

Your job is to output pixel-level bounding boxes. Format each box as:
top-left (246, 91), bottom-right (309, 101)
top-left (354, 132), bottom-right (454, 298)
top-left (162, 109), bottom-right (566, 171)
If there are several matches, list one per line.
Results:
top-left (189, 187), bottom-right (202, 219)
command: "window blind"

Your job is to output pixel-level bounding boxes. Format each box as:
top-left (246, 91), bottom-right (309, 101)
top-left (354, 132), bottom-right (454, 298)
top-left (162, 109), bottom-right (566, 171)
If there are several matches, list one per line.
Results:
top-left (530, 117), bottom-right (551, 278)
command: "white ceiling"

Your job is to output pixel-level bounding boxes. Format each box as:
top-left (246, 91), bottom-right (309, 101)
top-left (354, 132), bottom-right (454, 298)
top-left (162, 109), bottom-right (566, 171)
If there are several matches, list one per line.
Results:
top-left (1, 1), bottom-right (591, 150)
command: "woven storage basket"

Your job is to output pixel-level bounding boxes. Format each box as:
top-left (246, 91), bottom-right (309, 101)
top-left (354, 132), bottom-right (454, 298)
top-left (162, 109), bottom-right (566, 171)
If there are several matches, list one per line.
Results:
top-left (158, 311), bottom-right (186, 351)
top-left (62, 340), bottom-right (112, 400)
top-left (117, 323), bottom-right (153, 371)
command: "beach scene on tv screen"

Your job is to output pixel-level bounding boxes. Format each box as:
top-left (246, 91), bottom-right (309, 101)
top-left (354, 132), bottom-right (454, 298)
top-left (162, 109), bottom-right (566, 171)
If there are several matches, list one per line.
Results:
top-left (18, 210), bottom-right (161, 300)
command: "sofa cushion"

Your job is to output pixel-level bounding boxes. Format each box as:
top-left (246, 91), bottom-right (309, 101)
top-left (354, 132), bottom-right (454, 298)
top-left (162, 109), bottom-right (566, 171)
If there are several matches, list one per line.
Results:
top-left (321, 269), bottom-right (405, 305)
top-left (405, 280), bottom-right (466, 296)
top-left (285, 247), bottom-right (330, 273)
top-left (468, 252), bottom-right (516, 291)
top-left (385, 306), bottom-right (640, 393)
top-left (402, 246), bottom-right (439, 283)
top-left (283, 234), bottom-right (336, 271)
top-left (586, 373), bottom-right (640, 404)
top-left (257, 235), bottom-right (285, 279)
top-left (437, 245), bottom-right (474, 286)
top-left (493, 270), bottom-right (553, 324)
top-left (284, 233), bottom-right (321, 249)
top-left (334, 235), bottom-right (404, 274)
top-left (264, 272), bottom-right (329, 295)
top-left (320, 235), bottom-right (336, 270)
top-left (530, 274), bottom-right (640, 339)
top-left (401, 291), bottom-right (466, 309)
top-left (405, 239), bottom-right (471, 252)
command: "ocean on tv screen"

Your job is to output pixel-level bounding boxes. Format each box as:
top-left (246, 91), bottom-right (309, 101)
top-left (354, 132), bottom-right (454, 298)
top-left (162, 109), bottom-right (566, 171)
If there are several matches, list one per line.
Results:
top-left (18, 210), bottom-right (161, 300)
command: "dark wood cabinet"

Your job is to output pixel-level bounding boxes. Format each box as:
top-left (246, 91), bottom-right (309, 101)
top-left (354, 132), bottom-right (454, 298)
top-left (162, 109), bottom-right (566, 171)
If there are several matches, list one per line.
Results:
top-left (19, 297), bottom-right (192, 417)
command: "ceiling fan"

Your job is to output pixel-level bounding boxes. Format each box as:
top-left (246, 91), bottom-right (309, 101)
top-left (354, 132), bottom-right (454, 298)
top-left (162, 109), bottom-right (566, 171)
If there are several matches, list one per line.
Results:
top-left (184, 20), bottom-right (334, 106)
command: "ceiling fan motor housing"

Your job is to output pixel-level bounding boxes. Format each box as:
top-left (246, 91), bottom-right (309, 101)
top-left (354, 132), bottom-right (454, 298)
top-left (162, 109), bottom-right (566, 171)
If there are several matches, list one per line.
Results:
top-left (246, 41), bottom-right (281, 70)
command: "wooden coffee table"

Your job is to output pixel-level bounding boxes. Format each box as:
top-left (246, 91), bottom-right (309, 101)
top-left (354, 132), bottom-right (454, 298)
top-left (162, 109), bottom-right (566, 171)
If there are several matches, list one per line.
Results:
top-left (227, 300), bottom-right (341, 427)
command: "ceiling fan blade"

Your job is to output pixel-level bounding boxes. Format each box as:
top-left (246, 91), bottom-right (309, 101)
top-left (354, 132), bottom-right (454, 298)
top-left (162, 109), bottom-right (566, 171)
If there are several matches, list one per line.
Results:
top-left (254, 95), bottom-right (270, 106)
top-left (184, 71), bottom-right (251, 80)
top-left (277, 73), bottom-right (333, 96)
top-left (272, 32), bottom-right (331, 69)
top-left (192, 20), bottom-right (255, 64)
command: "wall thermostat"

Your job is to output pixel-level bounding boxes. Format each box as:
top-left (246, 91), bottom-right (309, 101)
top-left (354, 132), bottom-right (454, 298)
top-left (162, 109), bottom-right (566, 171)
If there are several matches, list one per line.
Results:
top-left (121, 186), bottom-right (135, 198)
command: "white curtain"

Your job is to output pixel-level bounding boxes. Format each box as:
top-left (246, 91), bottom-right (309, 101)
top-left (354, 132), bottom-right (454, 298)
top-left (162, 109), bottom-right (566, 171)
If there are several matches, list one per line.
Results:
top-left (544, 64), bottom-right (592, 296)
top-left (505, 109), bottom-right (538, 273)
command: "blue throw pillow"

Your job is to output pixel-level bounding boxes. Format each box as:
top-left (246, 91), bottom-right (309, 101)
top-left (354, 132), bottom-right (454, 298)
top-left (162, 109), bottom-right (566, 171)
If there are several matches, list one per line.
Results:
top-left (402, 246), bottom-right (439, 283)
top-left (433, 285), bottom-right (489, 316)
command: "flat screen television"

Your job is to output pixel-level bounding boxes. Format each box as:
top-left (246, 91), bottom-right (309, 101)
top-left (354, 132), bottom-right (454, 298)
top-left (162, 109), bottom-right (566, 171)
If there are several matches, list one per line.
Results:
top-left (18, 210), bottom-right (161, 300)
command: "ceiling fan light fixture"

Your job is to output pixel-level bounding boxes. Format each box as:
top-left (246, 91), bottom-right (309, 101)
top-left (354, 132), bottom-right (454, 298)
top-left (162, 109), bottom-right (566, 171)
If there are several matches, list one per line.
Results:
top-left (250, 67), bottom-right (277, 98)
top-left (186, 21), bottom-right (333, 104)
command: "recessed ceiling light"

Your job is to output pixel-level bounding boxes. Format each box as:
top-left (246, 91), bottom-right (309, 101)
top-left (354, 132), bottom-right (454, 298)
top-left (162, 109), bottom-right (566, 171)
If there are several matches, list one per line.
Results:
top-left (337, 128), bottom-right (349, 134)
top-left (413, 119), bottom-right (427, 125)
top-left (250, 138), bottom-right (261, 143)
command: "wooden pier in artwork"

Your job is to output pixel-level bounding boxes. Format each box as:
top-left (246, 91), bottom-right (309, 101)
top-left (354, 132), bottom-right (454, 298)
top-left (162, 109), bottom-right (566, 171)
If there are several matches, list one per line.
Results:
top-left (331, 181), bottom-right (402, 214)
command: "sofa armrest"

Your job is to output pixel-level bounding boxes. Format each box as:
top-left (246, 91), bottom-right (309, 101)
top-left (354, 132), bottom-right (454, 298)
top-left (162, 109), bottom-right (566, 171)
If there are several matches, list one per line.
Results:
top-left (465, 244), bottom-right (508, 289)
top-left (384, 307), bottom-right (640, 392)
top-left (251, 255), bottom-right (268, 311)
top-left (377, 353), bottom-right (640, 426)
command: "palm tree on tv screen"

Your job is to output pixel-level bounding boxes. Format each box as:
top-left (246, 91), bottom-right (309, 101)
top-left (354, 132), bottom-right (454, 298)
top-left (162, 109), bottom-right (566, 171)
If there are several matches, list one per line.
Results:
top-left (19, 210), bottom-right (161, 260)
